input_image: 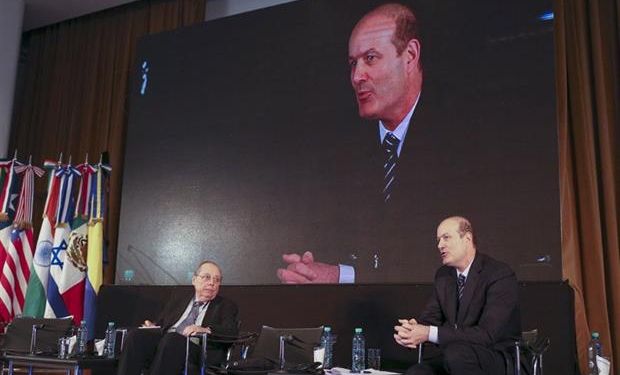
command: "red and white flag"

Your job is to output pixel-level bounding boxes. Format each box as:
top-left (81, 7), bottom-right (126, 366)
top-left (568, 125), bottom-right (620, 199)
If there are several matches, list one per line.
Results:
top-left (0, 162), bottom-right (44, 320)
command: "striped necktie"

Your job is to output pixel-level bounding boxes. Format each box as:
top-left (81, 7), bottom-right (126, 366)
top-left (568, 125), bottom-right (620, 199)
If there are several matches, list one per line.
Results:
top-left (382, 132), bottom-right (400, 202)
top-left (457, 274), bottom-right (467, 301)
top-left (175, 301), bottom-right (205, 333)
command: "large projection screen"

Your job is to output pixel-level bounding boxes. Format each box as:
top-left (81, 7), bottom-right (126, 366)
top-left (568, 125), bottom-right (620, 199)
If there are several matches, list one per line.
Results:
top-left (117, 0), bottom-right (559, 285)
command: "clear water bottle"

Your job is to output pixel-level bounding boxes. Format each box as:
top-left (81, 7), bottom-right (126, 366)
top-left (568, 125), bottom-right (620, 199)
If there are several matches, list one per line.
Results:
top-left (351, 327), bottom-right (365, 373)
top-left (104, 322), bottom-right (116, 358)
top-left (587, 331), bottom-right (602, 375)
top-left (320, 326), bottom-right (334, 369)
top-left (76, 320), bottom-right (88, 355)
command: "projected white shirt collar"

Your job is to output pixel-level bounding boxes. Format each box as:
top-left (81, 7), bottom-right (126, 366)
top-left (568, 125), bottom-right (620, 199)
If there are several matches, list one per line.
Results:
top-left (378, 92), bottom-right (421, 156)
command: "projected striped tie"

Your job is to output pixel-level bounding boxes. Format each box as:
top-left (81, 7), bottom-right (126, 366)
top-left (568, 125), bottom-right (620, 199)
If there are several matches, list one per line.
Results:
top-left (382, 132), bottom-right (400, 202)
top-left (457, 274), bottom-right (466, 301)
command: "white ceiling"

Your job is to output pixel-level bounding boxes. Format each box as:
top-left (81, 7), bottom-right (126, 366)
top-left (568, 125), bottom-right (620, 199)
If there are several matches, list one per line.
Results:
top-left (23, 0), bottom-right (139, 31)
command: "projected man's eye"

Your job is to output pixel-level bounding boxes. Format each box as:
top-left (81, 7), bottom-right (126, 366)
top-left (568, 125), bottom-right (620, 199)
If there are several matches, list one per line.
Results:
top-left (140, 60), bottom-right (149, 96)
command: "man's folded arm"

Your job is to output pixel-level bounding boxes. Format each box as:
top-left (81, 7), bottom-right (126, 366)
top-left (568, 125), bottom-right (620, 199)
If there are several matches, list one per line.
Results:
top-left (417, 283), bottom-right (447, 327)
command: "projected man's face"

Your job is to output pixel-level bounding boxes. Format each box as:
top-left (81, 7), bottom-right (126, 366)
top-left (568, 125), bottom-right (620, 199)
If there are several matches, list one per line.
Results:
top-left (349, 14), bottom-right (411, 129)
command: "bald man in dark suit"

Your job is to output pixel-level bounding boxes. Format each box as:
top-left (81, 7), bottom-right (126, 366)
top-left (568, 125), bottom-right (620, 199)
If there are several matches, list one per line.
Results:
top-left (394, 217), bottom-right (521, 375)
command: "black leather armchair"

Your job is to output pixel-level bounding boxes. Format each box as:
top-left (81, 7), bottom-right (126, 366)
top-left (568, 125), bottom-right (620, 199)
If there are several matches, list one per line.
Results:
top-left (184, 331), bottom-right (258, 375)
top-left (416, 329), bottom-right (550, 375)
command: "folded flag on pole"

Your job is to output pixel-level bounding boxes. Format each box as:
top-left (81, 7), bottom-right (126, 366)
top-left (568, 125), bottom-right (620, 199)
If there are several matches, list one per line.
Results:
top-left (84, 160), bottom-right (110, 339)
top-left (0, 158), bottom-right (21, 323)
top-left (0, 159), bottom-right (19, 276)
top-left (23, 160), bottom-right (61, 318)
top-left (45, 163), bottom-right (83, 323)
top-left (20, 154), bottom-right (111, 331)
top-left (0, 160), bottom-right (44, 321)
top-left (58, 159), bottom-right (95, 329)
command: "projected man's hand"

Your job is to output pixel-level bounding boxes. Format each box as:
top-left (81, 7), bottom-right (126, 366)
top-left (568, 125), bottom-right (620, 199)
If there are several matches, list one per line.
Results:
top-left (277, 251), bottom-right (339, 284)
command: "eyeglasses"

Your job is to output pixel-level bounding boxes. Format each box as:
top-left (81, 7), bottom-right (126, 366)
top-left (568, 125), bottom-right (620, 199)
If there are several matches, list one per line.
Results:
top-left (194, 273), bottom-right (222, 284)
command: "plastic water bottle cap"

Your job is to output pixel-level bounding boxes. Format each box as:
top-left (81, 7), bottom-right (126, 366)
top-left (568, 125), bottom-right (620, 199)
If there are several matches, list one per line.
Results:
top-left (592, 332), bottom-right (599, 338)
top-left (355, 328), bottom-right (362, 333)
top-left (324, 326), bottom-right (331, 332)
top-left (108, 322), bottom-right (114, 327)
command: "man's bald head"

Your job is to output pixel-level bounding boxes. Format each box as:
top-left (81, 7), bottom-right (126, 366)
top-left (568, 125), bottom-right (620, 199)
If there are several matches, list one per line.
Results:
top-left (354, 3), bottom-right (419, 56)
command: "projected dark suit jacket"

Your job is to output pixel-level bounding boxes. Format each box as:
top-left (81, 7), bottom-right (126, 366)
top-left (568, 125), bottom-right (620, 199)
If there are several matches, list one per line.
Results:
top-left (305, 90), bottom-right (468, 283)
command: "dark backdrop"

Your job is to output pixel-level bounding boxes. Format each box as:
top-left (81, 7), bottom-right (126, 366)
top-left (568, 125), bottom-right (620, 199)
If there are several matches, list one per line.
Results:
top-left (116, 0), bottom-right (559, 285)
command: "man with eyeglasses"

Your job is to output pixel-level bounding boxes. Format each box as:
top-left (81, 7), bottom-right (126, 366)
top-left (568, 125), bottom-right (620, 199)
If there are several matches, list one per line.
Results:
top-left (117, 260), bottom-right (239, 375)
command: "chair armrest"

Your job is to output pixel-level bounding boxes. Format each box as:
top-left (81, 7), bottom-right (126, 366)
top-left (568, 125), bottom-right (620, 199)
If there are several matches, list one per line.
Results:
top-left (212, 332), bottom-right (258, 364)
top-left (116, 328), bottom-right (129, 352)
top-left (513, 332), bottom-right (551, 375)
top-left (417, 342), bottom-right (433, 364)
top-left (185, 332), bottom-right (209, 375)
top-left (209, 332), bottom-right (258, 345)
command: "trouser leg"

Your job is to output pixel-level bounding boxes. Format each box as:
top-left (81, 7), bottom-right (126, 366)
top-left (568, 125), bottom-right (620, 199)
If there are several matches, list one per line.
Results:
top-left (149, 332), bottom-right (200, 375)
top-left (442, 342), bottom-right (505, 375)
top-left (117, 328), bottom-right (162, 375)
top-left (405, 345), bottom-right (448, 375)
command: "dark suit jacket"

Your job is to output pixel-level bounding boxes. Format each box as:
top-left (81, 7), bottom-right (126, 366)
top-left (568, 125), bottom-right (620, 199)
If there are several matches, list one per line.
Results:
top-left (313, 89), bottom-right (466, 283)
top-left (156, 292), bottom-right (239, 364)
top-left (417, 252), bottom-right (521, 351)
top-left (156, 292), bottom-right (239, 336)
